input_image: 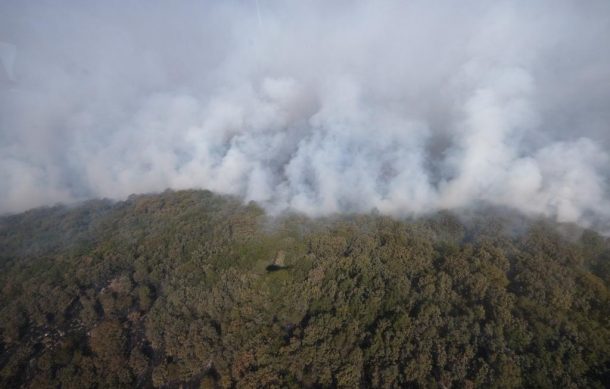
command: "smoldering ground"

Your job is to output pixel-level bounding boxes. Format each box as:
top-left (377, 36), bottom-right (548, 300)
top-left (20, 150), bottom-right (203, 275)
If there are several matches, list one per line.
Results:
top-left (1, 0), bottom-right (610, 232)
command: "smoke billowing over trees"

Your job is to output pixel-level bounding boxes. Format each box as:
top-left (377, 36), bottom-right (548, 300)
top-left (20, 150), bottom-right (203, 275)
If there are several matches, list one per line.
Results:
top-left (1, 1), bottom-right (610, 231)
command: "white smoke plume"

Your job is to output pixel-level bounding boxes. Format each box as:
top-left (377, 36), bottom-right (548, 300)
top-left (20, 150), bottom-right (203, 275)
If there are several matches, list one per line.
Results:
top-left (1, 0), bottom-right (610, 230)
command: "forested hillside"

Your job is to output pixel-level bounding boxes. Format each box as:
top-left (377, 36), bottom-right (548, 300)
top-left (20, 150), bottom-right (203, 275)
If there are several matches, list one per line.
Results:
top-left (0, 190), bottom-right (608, 388)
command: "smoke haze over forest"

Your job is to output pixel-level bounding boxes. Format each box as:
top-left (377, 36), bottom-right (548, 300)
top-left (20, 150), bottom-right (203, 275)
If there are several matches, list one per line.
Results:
top-left (1, 0), bottom-right (610, 230)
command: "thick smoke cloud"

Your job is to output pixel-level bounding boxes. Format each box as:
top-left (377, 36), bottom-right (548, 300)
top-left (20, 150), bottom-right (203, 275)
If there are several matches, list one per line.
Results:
top-left (1, 0), bottom-right (610, 230)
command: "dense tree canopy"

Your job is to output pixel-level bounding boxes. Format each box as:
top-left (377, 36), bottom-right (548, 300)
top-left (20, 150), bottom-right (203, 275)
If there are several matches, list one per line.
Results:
top-left (0, 190), bottom-right (608, 388)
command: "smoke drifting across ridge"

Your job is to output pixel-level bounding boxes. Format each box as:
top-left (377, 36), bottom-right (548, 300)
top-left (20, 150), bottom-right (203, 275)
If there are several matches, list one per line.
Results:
top-left (1, 0), bottom-right (610, 230)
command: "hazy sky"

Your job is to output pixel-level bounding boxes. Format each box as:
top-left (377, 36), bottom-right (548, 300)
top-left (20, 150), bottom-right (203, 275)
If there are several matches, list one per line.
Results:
top-left (1, 0), bottom-right (609, 230)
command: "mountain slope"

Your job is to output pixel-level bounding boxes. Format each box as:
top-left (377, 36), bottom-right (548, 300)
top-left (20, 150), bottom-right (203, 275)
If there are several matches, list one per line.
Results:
top-left (0, 190), bottom-right (608, 388)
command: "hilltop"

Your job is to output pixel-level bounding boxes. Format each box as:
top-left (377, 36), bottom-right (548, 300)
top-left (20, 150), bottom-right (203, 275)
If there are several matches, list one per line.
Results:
top-left (0, 190), bottom-right (608, 388)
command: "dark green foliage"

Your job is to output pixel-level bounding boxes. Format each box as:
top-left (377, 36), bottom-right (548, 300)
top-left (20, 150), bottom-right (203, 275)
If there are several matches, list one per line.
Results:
top-left (0, 190), bottom-right (608, 388)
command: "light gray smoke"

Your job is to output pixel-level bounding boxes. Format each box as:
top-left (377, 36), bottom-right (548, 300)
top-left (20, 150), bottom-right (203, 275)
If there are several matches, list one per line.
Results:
top-left (1, 0), bottom-right (610, 230)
